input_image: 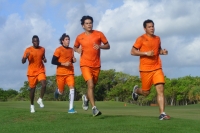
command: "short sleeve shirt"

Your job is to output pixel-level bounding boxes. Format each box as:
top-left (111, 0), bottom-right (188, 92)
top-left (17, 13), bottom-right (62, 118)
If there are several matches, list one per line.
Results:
top-left (74, 30), bottom-right (108, 67)
top-left (23, 46), bottom-right (45, 76)
top-left (53, 46), bottom-right (74, 75)
top-left (133, 34), bottom-right (162, 71)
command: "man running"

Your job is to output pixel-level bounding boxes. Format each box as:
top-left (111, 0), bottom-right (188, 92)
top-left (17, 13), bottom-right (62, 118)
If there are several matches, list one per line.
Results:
top-left (74, 15), bottom-right (110, 116)
top-left (52, 33), bottom-right (77, 113)
top-left (22, 35), bottom-right (46, 113)
top-left (131, 19), bottom-right (170, 120)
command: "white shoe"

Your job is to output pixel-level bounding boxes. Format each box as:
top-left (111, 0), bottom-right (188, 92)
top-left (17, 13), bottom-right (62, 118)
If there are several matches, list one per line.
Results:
top-left (30, 106), bottom-right (35, 113)
top-left (37, 99), bottom-right (44, 108)
top-left (82, 95), bottom-right (89, 111)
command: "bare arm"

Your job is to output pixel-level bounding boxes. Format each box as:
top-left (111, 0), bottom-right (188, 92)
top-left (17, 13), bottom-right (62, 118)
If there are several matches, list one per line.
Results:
top-left (159, 48), bottom-right (168, 55)
top-left (22, 52), bottom-right (30, 64)
top-left (74, 46), bottom-right (82, 54)
top-left (72, 56), bottom-right (76, 63)
top-left (43, 55), bottom-right (47, 63)
top-left (100, 42), bottom-right (110, 49)
top-left (93, 42), bottom-right (110, 50)
top-left (131, 47), bottom-right (154, 57)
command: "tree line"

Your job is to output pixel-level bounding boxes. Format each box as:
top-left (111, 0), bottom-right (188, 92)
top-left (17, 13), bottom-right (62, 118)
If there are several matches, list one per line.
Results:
top-left (1, 69), bottom-right (200, 106)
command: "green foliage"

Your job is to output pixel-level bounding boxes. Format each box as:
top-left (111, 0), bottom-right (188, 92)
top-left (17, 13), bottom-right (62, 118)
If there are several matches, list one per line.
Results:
top-left (1, 70), bottom-right (200, 106)
top-left (0, 88), bottom-right (18, 101)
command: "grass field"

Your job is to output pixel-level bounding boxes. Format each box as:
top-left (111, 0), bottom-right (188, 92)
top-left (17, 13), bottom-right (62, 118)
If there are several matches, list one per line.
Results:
top-left (0, 101), bottom-right (199, 133)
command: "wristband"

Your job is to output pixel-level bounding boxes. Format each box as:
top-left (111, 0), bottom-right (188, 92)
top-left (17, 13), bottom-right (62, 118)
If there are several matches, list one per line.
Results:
top-left (145, 52), bottom-right (147, 55)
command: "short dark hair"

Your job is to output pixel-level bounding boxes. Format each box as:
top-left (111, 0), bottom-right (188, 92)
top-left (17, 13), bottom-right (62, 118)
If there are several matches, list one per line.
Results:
top-left (32, 35), bottom-right (39, 40)
top-left (59, 33), bottom-right (70, 44)
top-left (143, 19), bottom-right (154, 28)
top-left (80, 15), bottom-right (93, 25)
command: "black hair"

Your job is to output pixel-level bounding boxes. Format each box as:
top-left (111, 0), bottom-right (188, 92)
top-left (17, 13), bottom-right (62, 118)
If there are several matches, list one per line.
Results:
top-left (80, 15), bottom-right (93, 25)
top-left (143, 19), bottom-right (154, 28)
top-left (32, 35), bottom-right (39, 40)
top-left (59, 33), bottom-right (70, 44)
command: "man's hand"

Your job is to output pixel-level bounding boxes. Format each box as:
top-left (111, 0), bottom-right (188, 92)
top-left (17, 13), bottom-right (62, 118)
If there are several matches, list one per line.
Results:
top-left (72, 57), bottom-right (76, 63)
top-left (76, 48), bottom-right (82, 54)
top-left (93, 43), bottom-right (100, 50)
top-left (161, 49), bottom-right (168, 55)
top-left (43, 58), bottom-right (47, 63)
top-left (26, 52), bottom-right (30, 59)
top-left (61, 62), bottom-right (71, 66)
top-left (146, 50), bottom-right (154, 56)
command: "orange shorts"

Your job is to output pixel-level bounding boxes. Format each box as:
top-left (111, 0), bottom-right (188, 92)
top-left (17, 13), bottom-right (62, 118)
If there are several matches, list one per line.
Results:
top-left (140, 69), bottom-right (165, 91)
top-left (56, 75), bottom-right (74, 92)
top-left (80, 67), bottom-right (100, 84)
top-left (28, 73), bottom-right (46, 88)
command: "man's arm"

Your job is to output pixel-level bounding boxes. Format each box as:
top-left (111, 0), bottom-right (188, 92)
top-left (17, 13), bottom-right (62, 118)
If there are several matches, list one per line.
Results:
top-left (51, 55), bottom-right (61, 66)
top-left (159, 47), bottom-right (168, 55)
top-left (93, 42), bottom-right (110, 50)
top-left (51, 55), bottom-right (71, 66)
top-left (131, 47), bottom-right (154, 56)
top-left (74, 46), bottom-right (82, 54)
top-left (100, 42), bottom-right (110, 49)
top-left (22, 52), bottom-right (29, 64)
top-left (43, 55), bottom-right (47, 63)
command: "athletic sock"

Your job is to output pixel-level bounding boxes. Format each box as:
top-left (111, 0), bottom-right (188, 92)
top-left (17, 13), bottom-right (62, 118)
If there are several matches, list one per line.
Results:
top-left (69, 89), bottom-right (74, 110)
top-left (31, 105), bottom-right (34, 108)
top-left (38, 97), bottom-right (42, 101)
top-left (161, 112), bottom-right (166, 115)
top-left (92, 106), bottom-right (96, 110)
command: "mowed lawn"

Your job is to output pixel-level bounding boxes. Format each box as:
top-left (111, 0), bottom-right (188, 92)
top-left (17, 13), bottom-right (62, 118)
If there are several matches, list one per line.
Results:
top-left (0, 101), bottom-right (199, 133)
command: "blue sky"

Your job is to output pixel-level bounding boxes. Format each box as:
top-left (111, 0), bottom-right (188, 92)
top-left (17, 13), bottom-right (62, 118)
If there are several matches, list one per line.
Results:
top-left (0, 0), bottom-right (200, 90)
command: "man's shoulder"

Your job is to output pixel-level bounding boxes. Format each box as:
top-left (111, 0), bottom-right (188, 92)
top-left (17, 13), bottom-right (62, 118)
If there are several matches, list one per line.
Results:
top-left (136, 34), bottom-right (146, 41)
top-left (38, 46), bottom-right (45, 52)
top-left (77, 32), bottom-right (85, 37)
top-left (26, 46), bottom-right (33, 50)
top-left (154, 35), bottom-right (160, 39)
top-left (93, 30), bottom-right (104, 35)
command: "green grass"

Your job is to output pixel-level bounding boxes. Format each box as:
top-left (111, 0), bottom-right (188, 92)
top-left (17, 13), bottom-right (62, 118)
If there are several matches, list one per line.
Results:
top-left (0, 101), bottom-right (199, 133)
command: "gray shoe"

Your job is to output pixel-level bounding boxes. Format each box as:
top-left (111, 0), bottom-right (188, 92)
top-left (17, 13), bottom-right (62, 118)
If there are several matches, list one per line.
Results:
top-left (82, 95), bottom-right (89, 111)
top-left (92, 107), bottom-right (102, 117)
top-left (132, 85), bottom-right (139, 101)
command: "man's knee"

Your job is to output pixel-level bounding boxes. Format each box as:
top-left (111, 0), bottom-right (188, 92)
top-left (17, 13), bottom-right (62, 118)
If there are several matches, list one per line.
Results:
top-left (142, 90), bottom-right (150, 96)
top-left (40, 80), bottom-right (46, 88)
top-left (87, 80), bottom-right (94, 89)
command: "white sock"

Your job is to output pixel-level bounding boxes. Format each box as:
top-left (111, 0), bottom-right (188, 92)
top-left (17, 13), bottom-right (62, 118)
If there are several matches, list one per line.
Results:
top-left (161, 112), bottom-right (166, 115)
top-left (31, 105), bottom-right (34, 108)
top-left (57, 88), bottom-right (62, 95)
top-left (69, 89), bottom-right (74, 110)
top-left (38, 97), bottom-right (42, 101)
top-left (92, 106), bottom-right (96, 110)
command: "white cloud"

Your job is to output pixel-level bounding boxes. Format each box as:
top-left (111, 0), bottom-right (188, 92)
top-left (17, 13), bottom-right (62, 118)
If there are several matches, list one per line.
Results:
top-left (0, 0), bottom-right (200, 90)
top-left (0, 13), bottom-right (56, 90)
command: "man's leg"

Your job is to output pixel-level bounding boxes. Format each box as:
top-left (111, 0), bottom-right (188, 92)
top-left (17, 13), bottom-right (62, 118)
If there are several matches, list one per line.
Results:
top-left (132, 71), bottom-right (152, 100)
top-left (28, 76), bottom-right (36, 113)
top-left (155, 84), bottom-right (165, 114)
top-left (37, 79), bottom-right (46, 108)
top-left (153, 69), bottom-right (170, 120)
top-left (30, 88), bottom-right (36, 105)
top-left (40, 80), bottom-right (46, 99)
top-left (86, 79), bottom-right (95, 107)
top-left (29, 88), bottom-right (36, 113)
top-left (155, 83), bottom-right (170, 120)
top-left (67, 75), bottom-right (77, 113)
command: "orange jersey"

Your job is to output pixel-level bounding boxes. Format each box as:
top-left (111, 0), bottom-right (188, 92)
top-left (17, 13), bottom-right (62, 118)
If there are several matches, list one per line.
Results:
top-left (23, 46), bottom-right (45, 76)
top-left (53, 46), bottom-right (74, 75)
top-left (133, 34), bottom-right (162, 71)
top-left (74, 30), bottom-right (108, 67)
